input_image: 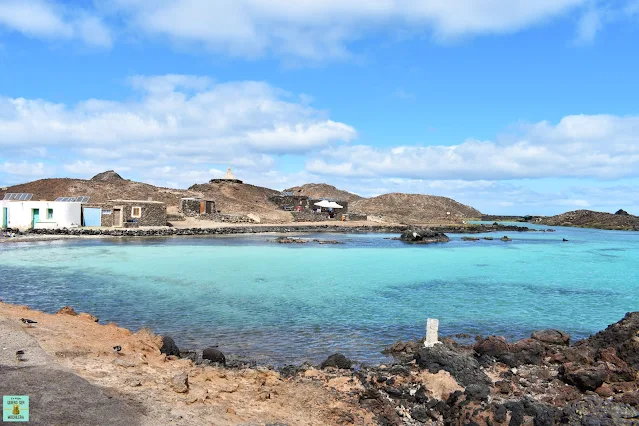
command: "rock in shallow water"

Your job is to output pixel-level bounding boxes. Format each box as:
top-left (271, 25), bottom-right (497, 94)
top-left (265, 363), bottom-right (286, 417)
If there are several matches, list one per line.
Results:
top-left (160, 336), bottom-right (180, 357)
top-left (202, 347), bottom-right (226, 365)
top-left (399, 229), bottom-right (450, 244)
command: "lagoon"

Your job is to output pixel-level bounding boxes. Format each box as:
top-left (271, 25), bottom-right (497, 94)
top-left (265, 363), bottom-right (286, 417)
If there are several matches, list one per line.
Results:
top-left (1, 225), bottom-right (637, 365)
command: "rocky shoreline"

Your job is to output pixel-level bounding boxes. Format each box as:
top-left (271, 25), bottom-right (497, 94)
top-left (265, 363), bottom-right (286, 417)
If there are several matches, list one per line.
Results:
top-left (2, 301), bottom-right (638, 425)
top-left (9, 222), bottom-right (540, 240)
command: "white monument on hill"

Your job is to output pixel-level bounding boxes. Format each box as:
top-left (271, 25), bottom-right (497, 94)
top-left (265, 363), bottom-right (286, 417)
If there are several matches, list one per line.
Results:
top-left (210, 167), bottom-right (243, 184)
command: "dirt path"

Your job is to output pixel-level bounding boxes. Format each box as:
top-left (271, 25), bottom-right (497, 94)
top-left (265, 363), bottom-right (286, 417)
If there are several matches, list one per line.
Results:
top-left (0, 318), bottom-right (147, 425)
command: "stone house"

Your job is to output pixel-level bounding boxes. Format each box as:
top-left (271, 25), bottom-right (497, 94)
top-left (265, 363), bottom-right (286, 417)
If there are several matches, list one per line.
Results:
top-left (84, 200), bottom-right (167, 227)
top-left (179, 198), bottom-right (216, 217)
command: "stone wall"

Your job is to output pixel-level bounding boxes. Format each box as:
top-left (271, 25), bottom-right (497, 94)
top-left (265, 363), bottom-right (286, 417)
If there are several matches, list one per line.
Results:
top-left (291, 211), bottom-right (330, 222)
top-left (197, 213), bottom-right (256, 223)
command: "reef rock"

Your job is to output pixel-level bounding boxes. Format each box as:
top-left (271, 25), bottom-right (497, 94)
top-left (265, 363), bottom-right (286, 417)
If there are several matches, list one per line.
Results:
top-left (399, 229), bottom-right (450, 244)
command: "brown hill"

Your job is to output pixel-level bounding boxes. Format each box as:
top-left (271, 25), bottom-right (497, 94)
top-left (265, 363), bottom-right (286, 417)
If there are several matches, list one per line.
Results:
top-left (350, 193), bottom-right (481, 224)
top-left (541, 209), bottom-right (639, 230)
top-left (2, 177), bottom-right (191, 207)
top-left (285, 183), bottom-right (363, 202)
top-left (1, 173), bottom-right (291, 221)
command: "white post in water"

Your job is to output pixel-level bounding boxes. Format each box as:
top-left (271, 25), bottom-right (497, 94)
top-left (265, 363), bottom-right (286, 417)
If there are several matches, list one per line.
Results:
top-left (424, 318), bottom-right (442, 348)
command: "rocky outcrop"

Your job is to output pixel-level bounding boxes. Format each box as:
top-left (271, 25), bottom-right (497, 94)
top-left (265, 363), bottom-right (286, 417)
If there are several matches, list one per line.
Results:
top-left (542, 209), bottom-right (639, 230)
top-left (160, 336), bottom-right (180, 357)
top-left (90, 170), bottom-right (124, 182)
top-left (531, 329), bottom-right (570, 346)
top-left (56, 306), bottom-right (77, 316)
top-left (399, 229), bottom-right (450, 244)
top-left (320, 353), bottom-right (352, 370)
top-left (202, 347), bottom-right (226, 365)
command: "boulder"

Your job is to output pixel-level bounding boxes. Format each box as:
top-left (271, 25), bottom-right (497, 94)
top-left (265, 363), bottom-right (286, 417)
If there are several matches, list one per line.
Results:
top-left (415, 345), bottom-right (490, 387)
top-left (202, 347), bottom-right (226, 365)
top-left (160, 336), bottom-right (180, 357)
top-left (56, 306), bottom-right (77, 316)
top-left (559, 363), bottom-right (608, 392)
top-left (509, 338), bottom-right (545, 366)
top-left (473, 336), bottom-right (511, 358)
top-left (320, 353), bottom-right (352, 370)
top-left (500, 236), bottom-right (512, 242)
top-left (399, 229), bottom-right (450, 244)
top-left (575, 311), bottom-right (639, 369)
top-left (531, 329), bottom-right (570, 346)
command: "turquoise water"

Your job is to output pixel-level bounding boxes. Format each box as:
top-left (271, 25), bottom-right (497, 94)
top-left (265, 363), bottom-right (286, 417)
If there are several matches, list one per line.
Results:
top-left (1, 225), bottom-right (638, 365)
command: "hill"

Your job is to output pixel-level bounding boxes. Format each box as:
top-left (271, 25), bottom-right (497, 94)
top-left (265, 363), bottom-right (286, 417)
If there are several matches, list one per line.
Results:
top-left (350, 193), bottom-right (481, 224)
top-left (285, 183), bottom-right (363, 202)
top-left (1, 177), bottom-right (192, 208)
top-left (0, 172), bottom-right (291, 222)
top-left (2, 172), bottom-right (484, 225)
top-left (541, 209), bottom-right (639, 230)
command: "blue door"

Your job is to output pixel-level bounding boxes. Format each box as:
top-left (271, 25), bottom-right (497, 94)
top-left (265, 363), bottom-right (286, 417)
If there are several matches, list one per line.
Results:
top-left (2, 207), bottom-right (7, 228)
top-left (32, 209), bottom-right (40, 228)
top-left (83, 208), bottom-right (102, 227)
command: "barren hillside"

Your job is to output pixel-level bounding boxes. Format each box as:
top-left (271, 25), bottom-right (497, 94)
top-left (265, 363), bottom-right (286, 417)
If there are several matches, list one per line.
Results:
top-left (350, 193), bottom-right (481, 224)
top-left (1, 172), bottom-right (290, 222)
top-left (2, 172), bottom-right (486, 225)
top-left (189, 182), bottom-right (292, 223)
top-left (285, 183), bottom-right (363, 202)
top-left (2, 176), bottom-right (194, 207)
top-left (541, 209), bottom-right (639, 230)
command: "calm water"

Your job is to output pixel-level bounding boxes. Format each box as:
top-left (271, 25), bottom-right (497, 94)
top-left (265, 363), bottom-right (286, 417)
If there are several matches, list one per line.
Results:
top-left (1, 224), bottom-right (638, 365)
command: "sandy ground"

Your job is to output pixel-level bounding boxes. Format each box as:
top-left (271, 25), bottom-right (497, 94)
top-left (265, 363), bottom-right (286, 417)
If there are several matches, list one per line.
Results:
top-left (0, 302), bottom-right (375, 426)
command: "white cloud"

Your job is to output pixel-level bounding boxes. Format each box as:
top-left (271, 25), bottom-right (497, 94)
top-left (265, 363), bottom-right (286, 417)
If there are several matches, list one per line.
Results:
top-left (104, 0), bottom-right (587, 60)
top-left (0, 0), bottom-right (112, 48)
top-left (307, 114), bottom-right (639, 180)
top-left (0, 161), bottom-right (47, 177)
top-left (0, 74), bottom-right (355, 183)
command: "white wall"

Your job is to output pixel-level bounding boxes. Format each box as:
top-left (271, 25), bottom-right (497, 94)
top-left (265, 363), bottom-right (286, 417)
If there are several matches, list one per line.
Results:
top-left (0, 201), bottom-right (82, 231)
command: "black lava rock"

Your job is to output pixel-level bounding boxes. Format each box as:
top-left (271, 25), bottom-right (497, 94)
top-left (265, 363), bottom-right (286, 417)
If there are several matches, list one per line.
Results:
top-left (202, 347), bottom-right (226, 365)
top-left (320, 353), bottom-right (352, 369)
top-left (160, 336), bottom-right (180, 356)
top-left (416, 345), bottom-right (490, 387)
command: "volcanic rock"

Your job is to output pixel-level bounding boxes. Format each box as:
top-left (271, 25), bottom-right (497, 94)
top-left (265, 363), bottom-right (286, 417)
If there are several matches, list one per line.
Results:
top-left (202, 347), bottom-right (226, 365)
top-left (320, 353), bottom-right (352, 370)
top-left (160, 336), bottom-right (180, 357)
top-left (416, 345), bottom-right (490, 387)
top-left (91, 170), bottom-right (124, 182)
top-left (531, 329), bottom-right (571, 346)
top-left (399, 229), bottom-right (450, 244)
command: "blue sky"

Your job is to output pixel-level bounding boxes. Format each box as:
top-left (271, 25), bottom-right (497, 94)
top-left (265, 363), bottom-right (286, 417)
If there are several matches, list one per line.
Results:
top-left (1, 0), bottom-right (639, 215)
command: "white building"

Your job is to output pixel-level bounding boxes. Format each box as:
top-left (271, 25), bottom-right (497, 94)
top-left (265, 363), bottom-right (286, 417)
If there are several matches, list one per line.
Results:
top-left (1, 200), bottom-right (82, 231)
